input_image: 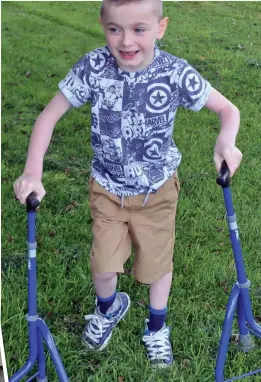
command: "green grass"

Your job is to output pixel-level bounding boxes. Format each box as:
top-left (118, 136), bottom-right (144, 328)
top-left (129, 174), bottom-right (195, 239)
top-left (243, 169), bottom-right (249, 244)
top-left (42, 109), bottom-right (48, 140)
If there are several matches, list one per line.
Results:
top-left (1, 1), bottom-right (261, 381)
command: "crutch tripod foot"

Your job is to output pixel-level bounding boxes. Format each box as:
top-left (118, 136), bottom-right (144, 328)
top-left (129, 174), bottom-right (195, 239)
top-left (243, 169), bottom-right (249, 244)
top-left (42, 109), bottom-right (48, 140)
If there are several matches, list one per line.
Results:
top-left (238, 333), bottom-right (255, 353)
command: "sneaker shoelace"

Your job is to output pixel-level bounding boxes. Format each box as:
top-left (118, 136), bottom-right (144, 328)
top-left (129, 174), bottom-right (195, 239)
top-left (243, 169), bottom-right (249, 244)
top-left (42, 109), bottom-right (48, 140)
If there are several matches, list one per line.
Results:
top-left (84, 312), bottom-right (114, 344)
top-left (143, 327), bottom-right (171, 361)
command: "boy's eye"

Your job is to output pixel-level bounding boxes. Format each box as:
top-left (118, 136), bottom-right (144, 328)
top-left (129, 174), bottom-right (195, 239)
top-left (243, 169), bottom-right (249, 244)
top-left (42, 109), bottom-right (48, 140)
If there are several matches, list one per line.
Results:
top-left (135, 28), bottom-right (145, 34)
top-left (109, 27), bottom-right (120, 33)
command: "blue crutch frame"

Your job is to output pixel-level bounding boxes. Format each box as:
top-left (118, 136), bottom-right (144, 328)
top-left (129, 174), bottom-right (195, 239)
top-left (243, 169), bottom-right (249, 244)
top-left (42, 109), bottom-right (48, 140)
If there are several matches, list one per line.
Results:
top-left (215, 161), bottom-right (261, 382)
top-left (9, 193), bottom-right (69, 382)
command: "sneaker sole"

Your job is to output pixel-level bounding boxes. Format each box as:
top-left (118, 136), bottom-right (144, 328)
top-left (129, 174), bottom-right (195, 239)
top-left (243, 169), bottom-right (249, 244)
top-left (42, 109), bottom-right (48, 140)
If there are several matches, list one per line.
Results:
top-left (83, 293), bottom-right (131, 351)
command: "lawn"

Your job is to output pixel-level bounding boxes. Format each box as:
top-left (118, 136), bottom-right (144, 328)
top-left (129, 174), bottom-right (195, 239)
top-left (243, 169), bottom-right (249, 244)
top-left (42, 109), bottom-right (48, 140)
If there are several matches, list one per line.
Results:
top-left (1, 1), bottom-right (261, 381)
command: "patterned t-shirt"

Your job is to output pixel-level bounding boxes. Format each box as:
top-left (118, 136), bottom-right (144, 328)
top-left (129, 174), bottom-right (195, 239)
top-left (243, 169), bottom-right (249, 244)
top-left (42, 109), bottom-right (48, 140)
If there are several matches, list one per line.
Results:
top-left (59, 45), bottom-right (211, 196)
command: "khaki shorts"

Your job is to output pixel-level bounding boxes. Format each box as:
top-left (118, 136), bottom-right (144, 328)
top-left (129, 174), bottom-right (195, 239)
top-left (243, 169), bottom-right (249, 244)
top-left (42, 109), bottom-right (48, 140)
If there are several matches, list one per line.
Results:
top-left (89, 174), bottom-right (180, 284)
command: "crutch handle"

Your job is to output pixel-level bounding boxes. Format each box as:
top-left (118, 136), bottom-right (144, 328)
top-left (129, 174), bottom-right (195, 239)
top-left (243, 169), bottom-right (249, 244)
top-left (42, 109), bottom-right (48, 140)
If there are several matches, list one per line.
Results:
top-left (26, 192), bottom-right (40, 212)
top-left (216, 160), bottom-right (231, 188)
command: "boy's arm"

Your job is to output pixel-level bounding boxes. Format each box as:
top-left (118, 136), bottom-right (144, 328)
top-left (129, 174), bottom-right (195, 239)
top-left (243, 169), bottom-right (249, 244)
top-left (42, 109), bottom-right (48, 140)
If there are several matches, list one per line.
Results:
top-left (204, 88), bottom-right (242, 176)
top-left (14, 92), bottom-right (71, 204)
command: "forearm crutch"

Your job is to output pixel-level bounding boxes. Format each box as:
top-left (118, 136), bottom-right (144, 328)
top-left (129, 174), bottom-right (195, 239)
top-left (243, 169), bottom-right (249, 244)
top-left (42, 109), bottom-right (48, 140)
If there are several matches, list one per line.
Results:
top-left (215, 161), bottom-right (261, 382)
top-left (9, 193), bottom-right (69, 382)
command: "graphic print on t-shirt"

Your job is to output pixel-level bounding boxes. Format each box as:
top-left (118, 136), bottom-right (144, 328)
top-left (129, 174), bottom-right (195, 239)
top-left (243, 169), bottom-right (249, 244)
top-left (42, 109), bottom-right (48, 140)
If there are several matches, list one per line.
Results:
top-left (59, 46), bottom-right (211, 196)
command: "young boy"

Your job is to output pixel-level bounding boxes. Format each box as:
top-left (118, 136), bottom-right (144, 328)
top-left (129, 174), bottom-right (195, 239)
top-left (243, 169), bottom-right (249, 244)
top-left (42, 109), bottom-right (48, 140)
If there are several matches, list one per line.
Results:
top-left (14, 0), bottom-right (242, 367)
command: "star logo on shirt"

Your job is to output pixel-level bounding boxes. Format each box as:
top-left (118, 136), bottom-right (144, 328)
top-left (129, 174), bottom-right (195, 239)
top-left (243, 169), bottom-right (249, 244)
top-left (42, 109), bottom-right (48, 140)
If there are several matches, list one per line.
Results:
top-left (143, 138), bottom-right (163, 162)
top-left (179, 67), bottom-right (204, 99)
top-left (147, 144), bottom-right (160, 158)
top-left (146, 83), bottom-right (171, 114)
top-left (185, 73), bottom-right (200, 92)
top-left (90, 53), bottom-right (106, 72)
top-left (188, 75), bottom-right (198, 90)
top-left (152, 91), bottom-right (167, 105)
top-left (93, 55), bottom-right (102, 68)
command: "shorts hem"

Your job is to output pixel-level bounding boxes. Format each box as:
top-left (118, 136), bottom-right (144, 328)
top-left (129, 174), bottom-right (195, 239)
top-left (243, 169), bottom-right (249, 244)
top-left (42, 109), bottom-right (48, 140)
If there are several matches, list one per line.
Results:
top-left (134, 266), bottom-right (173, 285)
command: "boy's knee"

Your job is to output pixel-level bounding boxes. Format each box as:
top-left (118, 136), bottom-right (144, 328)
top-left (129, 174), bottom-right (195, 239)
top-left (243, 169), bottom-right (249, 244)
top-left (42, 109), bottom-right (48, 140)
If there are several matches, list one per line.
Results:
top-left (93, 272), bottom-right (117, 281)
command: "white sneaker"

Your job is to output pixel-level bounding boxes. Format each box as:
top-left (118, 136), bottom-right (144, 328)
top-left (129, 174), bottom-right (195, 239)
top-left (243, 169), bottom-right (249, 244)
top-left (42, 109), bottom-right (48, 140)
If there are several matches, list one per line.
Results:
top-left (142, 319), bottom-right (174, 367)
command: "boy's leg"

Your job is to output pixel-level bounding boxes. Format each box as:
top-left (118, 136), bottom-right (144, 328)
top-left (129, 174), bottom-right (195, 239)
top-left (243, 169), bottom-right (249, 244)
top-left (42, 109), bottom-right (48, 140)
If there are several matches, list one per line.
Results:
top-left (93, 272), bottom-right (118, 314)
top-left (129, 173), bottom-right (180, 367)
top-left (93, 272), bottom-right (118, 298)
top-left (83, 270), bottom-right (131, 352)
top-left (150, 271), bottom-right (172, 309)
top-left (148, 271), bottom-right (172, 332)
top-left (141, 272), bottom-right (173, 368)
top-left (83, 289), bottom-right (130, 351)
top-left (82, 179), bottom-right (131, 350)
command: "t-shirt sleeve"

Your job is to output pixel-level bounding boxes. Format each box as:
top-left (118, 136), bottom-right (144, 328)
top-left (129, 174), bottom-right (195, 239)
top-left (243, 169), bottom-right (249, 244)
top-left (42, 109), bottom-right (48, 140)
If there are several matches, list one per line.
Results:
top-left (175, 59), bottom-right (211, 111)
top-left (58, 55), bottom-right (92, 108)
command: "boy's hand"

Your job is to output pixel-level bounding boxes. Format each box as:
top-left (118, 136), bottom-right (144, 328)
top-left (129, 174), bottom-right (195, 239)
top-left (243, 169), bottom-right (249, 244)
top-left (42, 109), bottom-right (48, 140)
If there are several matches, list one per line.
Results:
top-left (205, 88), bottom-right (242, 177)
top-left (214, 138), bottom-right (242, 177)
top-left (13, 174), bottom-right (46, 204)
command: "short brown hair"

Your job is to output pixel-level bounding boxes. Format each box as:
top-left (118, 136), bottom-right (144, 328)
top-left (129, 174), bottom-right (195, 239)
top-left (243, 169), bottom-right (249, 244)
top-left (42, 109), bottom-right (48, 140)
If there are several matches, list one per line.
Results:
top-left (100, 0), bottom-right (163, 20)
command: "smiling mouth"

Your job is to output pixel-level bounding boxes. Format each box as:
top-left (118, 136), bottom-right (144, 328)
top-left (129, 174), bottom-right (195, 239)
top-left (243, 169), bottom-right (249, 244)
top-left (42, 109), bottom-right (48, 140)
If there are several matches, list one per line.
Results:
top-left (119, 51), bottom-right (139, 59)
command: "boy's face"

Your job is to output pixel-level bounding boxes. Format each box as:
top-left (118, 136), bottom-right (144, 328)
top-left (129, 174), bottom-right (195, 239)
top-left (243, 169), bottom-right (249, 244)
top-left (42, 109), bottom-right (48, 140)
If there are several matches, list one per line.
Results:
top-left (100, 1), bottom-right (168, 72)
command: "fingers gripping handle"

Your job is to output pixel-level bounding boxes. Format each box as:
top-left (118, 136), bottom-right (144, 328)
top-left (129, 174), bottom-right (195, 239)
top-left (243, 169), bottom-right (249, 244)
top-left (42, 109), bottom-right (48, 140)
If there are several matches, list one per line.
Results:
top-left (216, 160), bottom-right (231, 188)
top-left (26, 192), bottom-right (40, 212)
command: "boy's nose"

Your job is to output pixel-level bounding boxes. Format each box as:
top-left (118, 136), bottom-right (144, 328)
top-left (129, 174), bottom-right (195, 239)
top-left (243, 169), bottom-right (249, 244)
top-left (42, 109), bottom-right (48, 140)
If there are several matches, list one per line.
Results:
top-left (121, 32), bottom-right (133, 47)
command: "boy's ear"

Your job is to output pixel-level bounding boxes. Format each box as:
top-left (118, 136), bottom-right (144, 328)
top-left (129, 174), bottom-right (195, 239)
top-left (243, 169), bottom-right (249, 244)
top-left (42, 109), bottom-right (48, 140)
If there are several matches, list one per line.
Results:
top-left (157, 17), bottom-right (169, 40)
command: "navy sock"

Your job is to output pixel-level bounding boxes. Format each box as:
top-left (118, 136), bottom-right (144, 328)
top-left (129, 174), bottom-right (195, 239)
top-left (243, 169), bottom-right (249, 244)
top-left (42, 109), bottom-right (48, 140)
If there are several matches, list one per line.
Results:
top-left (148, 306), bottom-right (167, 332)
top-left (97, 292), bottom-right (116, 315)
